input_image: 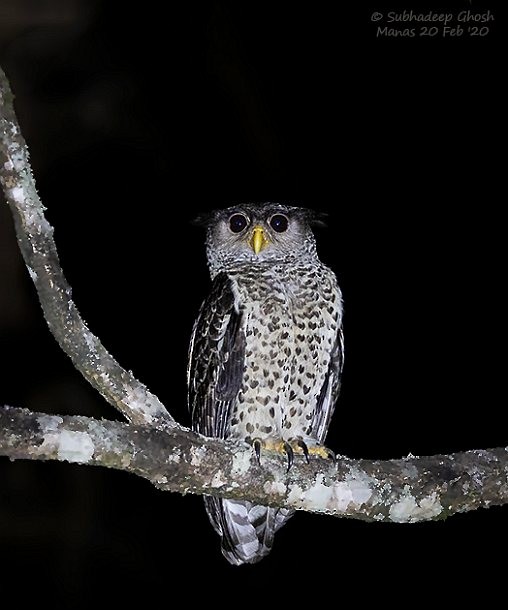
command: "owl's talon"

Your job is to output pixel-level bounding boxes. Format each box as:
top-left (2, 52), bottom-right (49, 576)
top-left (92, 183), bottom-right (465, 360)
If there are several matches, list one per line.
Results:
top-left (249, 438), bottom-right (332, 469)
top-left (252, 439), bottom-right (262, 465)
top-left (326, 448), bottom-right (336, 464)
top-left (295, 441), bottom-right (336, 462)
top-left (296, 440), bottom-right (310, 464)
top-left (283, 441), bottom-right (294, 472)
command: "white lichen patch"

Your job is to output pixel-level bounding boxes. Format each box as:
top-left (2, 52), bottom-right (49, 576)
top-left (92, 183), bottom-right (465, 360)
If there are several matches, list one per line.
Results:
top-left (211, 470), bottom-right (227, 488)
top-left (401, 463), bottom-right (419, 480)
top-left (56, 430), bottom-right (95, 464)
top-left (37, 416), bottom-right (94, 463)
top-left (300, 475), bottom-right (335, 510)
top-left (263, 480), bottom-right (286, 496)
top-left (8, 184), bottom-right (52, 234)
top-left (37, 414), bottom-right (64, 432)
top-left (389, 487), bottom-right (442, 523)
top-left (85, 419), bottom-right (107, 441)
top-left (26, 265), bottom-right (38, 282)
top-left (190, 446), bottom-right (206, 467)
top-left (8, 185), bottom-right (24, 203)
top-left (389, 494), bottom-right (418, 522)
top-left (346, 467), bottom-right (374, 505)
top-left (291, 475), bottom-right (349, 513)
top-left (468, 466), bottom-right (484, 487)
top-left (347, 477), bottom-right (374, 506)
top-left (122, 383), bottom-right (166, 424)
top-left (167, 451), bottom-right (181, 465)
top-left (287, 484), bottom-right (305, 505)
top-left (231, 450), bottom-right (251, 476)
top-left (82, 326), bottom-right (98, 354)
top-left (166, 449), bottom-right (182, 464)
top-left (475, 449), bottom-right (497, 462)
top-left (85, 419), bottom-right (121, 454)
top-left (287, 470), bottom-right (374, 514)
top-left (419, 493), bottom-right (443, 517)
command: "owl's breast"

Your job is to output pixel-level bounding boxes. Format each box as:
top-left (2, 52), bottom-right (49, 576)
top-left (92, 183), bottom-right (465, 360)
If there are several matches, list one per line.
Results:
top-left (227, 264), bottom-right (342, 442)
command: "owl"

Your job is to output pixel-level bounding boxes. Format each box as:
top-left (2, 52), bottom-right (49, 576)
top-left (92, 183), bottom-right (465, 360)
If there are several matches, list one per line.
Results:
top-left (188, 203), bottom-right (343, 565)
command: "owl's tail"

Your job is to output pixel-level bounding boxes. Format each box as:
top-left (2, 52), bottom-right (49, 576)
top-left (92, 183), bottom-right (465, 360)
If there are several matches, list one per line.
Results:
top-left (203, 497), bottom-right (294, 565)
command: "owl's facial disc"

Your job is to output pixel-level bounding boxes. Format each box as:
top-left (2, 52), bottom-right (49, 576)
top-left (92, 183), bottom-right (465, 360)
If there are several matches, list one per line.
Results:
top-left (249, 225), bottom-right (270, 255)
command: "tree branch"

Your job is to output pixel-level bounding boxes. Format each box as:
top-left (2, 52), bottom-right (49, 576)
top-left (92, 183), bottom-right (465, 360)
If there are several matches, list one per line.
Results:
top-left (1, 64), bottom-right (507, 528)
top-left (1, 405), bottom-right (507, 522)
top-left (0, 66), bottom-right (173, 429)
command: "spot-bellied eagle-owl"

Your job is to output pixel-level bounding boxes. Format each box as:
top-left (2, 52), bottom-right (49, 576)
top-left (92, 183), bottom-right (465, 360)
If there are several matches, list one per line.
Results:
top-left (187, 203), bottom-right (343, 565)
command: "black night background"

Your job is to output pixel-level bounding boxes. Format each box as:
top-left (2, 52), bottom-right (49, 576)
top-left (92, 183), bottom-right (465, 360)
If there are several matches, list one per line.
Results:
top-left (0, 1), bottom-right (505, 604)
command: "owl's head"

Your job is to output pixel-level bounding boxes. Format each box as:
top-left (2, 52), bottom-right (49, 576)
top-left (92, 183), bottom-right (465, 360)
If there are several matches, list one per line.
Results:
top-left (198, 203), bottom-right (323, 275)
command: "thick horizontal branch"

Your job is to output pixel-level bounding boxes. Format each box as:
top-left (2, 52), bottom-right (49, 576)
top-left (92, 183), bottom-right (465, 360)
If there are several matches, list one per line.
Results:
top-left (1, 64), bottom-right (507, 530)
top-left (1, 406), bottom-right (507, 522)
top-left (0, 67), bottom-right (173, 429)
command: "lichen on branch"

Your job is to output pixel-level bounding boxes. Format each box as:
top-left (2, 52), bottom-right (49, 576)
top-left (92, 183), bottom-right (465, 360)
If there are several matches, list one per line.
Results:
top-left (1, 64), bottom-right (507, 526)
top-left (0, 66), bottom-right (173, 430)
top-left (1, 406), bottom-right (507, 522)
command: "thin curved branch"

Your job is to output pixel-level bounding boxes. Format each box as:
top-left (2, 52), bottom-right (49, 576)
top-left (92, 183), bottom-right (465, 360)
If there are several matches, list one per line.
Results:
top-left (1, 64), bottom-right (507, 527)
top-left (1, 406), bottom-right (507, 522)
top-left (0, 66), bottom-right (173, 429)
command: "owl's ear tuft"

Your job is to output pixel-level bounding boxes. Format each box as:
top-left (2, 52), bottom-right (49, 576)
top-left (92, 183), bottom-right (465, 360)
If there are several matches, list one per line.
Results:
top-left (299, 208), bottom-right (328, 229)
top-left (309, 211), bottom-right (328, 229)
top-left (192, 210), bottom-right (217, 228)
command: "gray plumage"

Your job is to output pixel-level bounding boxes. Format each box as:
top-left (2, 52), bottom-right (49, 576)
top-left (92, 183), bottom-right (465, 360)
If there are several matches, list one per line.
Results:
top-left (188, 203), bottom-right (343, 565)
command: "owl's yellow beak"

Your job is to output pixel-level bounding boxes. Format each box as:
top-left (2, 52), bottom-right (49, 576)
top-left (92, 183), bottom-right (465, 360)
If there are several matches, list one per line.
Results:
top-left (249, 226), bottom-right (269, 255)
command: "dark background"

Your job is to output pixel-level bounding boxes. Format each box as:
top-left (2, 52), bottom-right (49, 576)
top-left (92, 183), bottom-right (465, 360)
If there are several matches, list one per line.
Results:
top-left (0, 0), bottom-right (505, 604)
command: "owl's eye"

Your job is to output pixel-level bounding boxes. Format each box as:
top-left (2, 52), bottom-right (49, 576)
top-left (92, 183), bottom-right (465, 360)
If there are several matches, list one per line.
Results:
top-left (269, 214), bottom-right (289, 233)
top-left (229, 214), bottom-right (248, 233)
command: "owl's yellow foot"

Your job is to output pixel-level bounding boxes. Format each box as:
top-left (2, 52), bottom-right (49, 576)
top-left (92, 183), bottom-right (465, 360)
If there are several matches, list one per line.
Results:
top-left (292, 440), bottom-right (336, 464)
top-left (252, 438), bottom-right (294, 471)
top-left (251, 438), bottom-right (335, 471)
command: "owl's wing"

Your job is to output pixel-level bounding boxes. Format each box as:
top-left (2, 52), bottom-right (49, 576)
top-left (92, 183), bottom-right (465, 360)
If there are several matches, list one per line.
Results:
top-left (188, 274), bottom-right (294, 565)
top-left (187, 272), bottom-right (245, 439)
top-left (312, 326), bottom-right (344, 444)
